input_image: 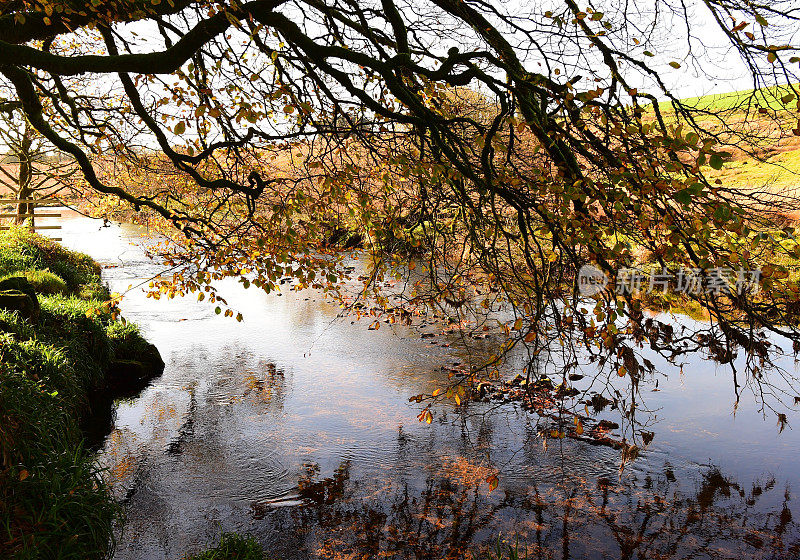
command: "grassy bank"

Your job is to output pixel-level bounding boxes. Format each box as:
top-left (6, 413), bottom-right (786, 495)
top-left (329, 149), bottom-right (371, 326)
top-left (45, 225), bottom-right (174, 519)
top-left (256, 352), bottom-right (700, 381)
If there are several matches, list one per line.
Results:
top-left (0, 228), bottom-right (160, 559)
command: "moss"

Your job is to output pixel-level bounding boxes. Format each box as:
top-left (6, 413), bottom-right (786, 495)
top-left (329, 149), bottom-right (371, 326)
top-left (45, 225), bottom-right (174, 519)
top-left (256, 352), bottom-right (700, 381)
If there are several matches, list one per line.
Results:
top-left (0, 269), bottom-right (69, 295)
top-left (185, 533), bottom-right (269, 560)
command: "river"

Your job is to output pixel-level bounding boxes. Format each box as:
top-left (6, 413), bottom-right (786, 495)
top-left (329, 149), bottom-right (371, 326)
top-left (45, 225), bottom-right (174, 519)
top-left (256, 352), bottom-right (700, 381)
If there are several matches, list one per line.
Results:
top-left (55, 210), bottom-right (800, 559)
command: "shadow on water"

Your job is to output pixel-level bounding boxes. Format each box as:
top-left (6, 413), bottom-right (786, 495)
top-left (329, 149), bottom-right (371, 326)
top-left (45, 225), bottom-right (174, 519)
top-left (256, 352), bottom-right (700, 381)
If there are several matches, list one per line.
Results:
top-left (82, 371), bottom-right (163, 452)
top-left (250, 460), bottom-right (798, 560)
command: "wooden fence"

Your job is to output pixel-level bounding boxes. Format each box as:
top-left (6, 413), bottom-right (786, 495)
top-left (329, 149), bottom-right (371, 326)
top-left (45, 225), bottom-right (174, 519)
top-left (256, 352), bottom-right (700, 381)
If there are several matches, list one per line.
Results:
top-left (0, 199), bottom-right (62, 240)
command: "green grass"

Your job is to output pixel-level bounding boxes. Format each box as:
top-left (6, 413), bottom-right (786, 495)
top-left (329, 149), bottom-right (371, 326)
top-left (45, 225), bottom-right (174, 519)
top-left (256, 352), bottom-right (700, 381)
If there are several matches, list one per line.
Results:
top-left (0, 324), bottom-right (119, 558)
top-left (706, 146), bottom-right (800, 193)
top-left (105, 320), bottom-right (152, 359)
top-left (0, 227), bottom-right (104, 294)
top-left (0, 230), bottom-right (157, 559)
top-left (656, 83), bottom-right (799, 113)
top-left (185, 533), bottom-right (269, 560)
top-left (485, 537), bottom-right (532, 560)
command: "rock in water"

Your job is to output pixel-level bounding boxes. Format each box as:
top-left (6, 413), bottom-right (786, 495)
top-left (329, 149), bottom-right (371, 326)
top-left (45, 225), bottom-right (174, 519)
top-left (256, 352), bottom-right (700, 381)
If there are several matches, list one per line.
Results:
top-left (141, 342), bottom-right (166, 376)
top-left (107, 344), bottom-right (165, 392)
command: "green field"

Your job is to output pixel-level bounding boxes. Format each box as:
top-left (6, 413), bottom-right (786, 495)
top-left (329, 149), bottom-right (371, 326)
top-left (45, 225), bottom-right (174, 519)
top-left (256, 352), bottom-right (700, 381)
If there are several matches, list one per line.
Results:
top-left (656, 83), bottom-right (799, 113)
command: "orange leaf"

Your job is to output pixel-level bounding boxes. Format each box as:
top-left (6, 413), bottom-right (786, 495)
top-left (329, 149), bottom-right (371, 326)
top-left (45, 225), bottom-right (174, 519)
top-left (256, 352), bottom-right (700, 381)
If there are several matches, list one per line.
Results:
top-left (524, 331), bottom-right (536, 343)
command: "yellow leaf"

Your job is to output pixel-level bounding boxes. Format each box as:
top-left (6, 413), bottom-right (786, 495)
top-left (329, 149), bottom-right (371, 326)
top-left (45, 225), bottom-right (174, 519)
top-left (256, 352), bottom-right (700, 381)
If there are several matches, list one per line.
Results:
top-left (512, 318), bottom-right (523, 331)
top-left (454, 394), bottom-right (461, 406)
top-left (19, 470), bottom-right (29, 481)
top-left (486, 475), bottom-right (499, 491)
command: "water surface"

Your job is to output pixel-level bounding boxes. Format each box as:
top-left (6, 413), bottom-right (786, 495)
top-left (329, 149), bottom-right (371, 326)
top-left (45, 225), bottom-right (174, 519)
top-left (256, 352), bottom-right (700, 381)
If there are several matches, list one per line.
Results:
top-left (55, 211), bottom-right (800, 559)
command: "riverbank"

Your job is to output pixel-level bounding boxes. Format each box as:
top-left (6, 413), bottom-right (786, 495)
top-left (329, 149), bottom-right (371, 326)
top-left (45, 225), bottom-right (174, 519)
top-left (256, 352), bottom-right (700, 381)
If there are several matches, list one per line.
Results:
top-left (0, 228), bottom-right (163, 559)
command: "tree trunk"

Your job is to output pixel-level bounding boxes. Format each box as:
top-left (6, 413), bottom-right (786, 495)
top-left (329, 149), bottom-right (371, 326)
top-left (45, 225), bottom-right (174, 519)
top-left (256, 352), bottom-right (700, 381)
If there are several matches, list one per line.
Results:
top-left (15, 121), bottom-right (33, 227)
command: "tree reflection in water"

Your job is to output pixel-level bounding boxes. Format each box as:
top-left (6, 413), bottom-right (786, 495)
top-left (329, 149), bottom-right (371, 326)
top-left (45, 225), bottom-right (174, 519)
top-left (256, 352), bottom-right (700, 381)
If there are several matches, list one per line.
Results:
top-left (251, 460), bottom-right (798, 560)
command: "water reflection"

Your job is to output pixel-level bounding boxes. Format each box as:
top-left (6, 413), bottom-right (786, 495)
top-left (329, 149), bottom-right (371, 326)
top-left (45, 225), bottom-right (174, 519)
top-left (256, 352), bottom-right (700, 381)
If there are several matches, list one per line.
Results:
top-left (253, 461), bottom-right (798, 560)
top-left (48, 212), bottom-right (800, 559)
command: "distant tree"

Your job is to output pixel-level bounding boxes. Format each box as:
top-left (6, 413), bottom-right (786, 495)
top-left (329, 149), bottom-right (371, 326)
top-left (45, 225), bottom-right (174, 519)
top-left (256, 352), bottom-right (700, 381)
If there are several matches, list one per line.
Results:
top-left (0, 103), bottom-right (73, 224)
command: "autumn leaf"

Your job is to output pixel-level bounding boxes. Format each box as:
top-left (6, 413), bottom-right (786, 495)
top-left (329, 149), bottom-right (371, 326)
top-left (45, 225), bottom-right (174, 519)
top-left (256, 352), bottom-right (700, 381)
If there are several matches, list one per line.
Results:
top-left (524, 331), bottom-right (536, 343)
